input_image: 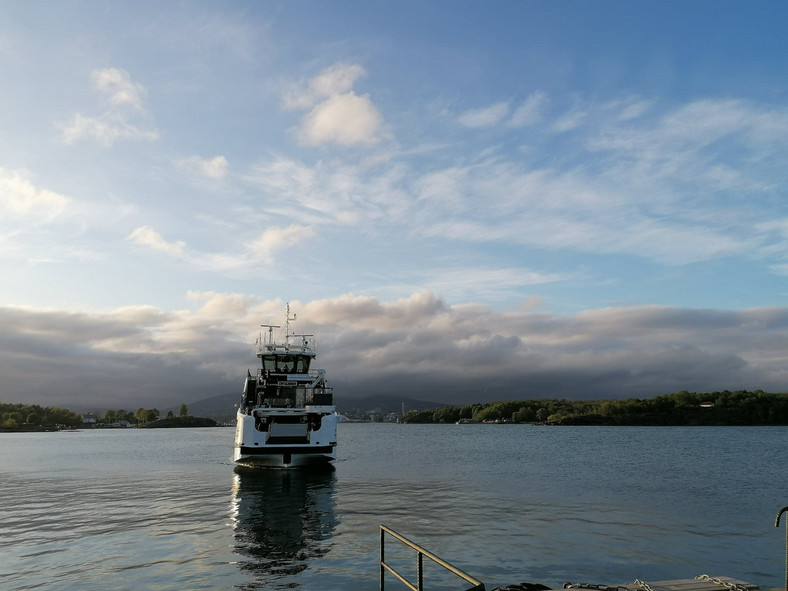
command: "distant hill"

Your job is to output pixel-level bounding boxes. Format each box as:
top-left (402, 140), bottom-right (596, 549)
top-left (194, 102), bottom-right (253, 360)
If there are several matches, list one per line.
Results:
top-left (186, 391), bottom-right (445, 420)
top-left (336, 395), bottom-right (446, 414)
top-left (187, 392), bottom-right (238, 421)
top-left (143, 416), bottom-right (219, 428)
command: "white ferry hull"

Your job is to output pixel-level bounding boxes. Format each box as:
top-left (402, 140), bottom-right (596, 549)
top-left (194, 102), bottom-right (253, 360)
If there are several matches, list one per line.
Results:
top-left (234, 409), bottom-right (337, 468)
top-left (235, 305), bottom-right (337, 469)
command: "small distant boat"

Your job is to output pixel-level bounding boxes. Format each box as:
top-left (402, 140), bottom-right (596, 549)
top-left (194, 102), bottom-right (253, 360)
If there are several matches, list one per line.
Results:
top-left (233, 304), bottom-right (337, 468)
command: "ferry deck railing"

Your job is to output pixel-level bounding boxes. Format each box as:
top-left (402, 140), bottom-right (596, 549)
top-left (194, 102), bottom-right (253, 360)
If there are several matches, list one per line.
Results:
top-left (379, 524), bottom-right (485, 591)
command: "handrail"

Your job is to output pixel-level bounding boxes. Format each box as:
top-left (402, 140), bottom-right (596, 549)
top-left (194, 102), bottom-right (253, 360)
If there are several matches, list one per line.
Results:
top-left (380, 524), bottom-right (485, 591)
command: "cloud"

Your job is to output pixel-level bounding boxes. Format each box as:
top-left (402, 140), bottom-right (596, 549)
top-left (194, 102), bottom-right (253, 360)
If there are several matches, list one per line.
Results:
top-left (125, 222), bottom-right (314, 270)
top-left (458, 102), bottom-right (510, 128)
top-left (299, 92), bottom-right (384, 146)
top-left (420, 267), bottom-right (570, 304)
top-left (553, 107), bottom-right (586, 132)
top-left (457, 93), bottom-right (547, 129)
top-left (177, 155), bottom-right (229, 180)
top-left (282, 63), bottom-right (366, 110)
top-left (244, 155), bottom-right (408, 225)
top-left (59, 113), bottom-right (160, 147)
top-left (0, 167), bottom-right (71, 220)
top-left (59, 68), bottom-right (159, 146)
top-left (1, 293), bottom-right (787, 409)
top-left (92, 67), bottom-right (147, 110)
top-left (509, 92), bottom-right (548, 127)
top-left (283, 63), bottom-right (384, 146)
top-left (248, 224), bottom-right (315, 264)
top-left (127, 226), bottom-right (186, 256)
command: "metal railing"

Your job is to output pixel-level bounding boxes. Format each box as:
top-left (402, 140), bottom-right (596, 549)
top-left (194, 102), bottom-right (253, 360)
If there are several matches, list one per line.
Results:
top-left (380, 524), bottom-right (485, 591)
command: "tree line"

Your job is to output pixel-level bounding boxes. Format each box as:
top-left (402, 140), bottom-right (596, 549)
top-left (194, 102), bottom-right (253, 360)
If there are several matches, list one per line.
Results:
top-left (402, 389), bottom-right (788, 426)
top-left (0, 402), bottom-right (82, 429)
top-left (1, 402), bottom-right (191, 430)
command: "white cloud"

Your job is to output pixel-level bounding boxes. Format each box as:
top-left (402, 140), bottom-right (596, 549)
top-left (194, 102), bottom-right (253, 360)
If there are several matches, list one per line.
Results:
top-left (92, 67), bottom-right (146, 110)
top-left (421, 266), bottom-right (570, 304)
top-left (59, 68), bottom-right (158, 146)
top-left (0, 167), bottom-right (71, 219)
top-left (127, 226), bottom-right (186, 256)
top-left (615, 98), bottom-right (653, 121)
top-left (509, 92), bottom-right (548, 127)
top-left (553, 108), bottom-right (586, 132)
top-left (244, 155), bottom-right (409, 225)
top-left (411, 156), bottom-right (749, 265)
top-left (249, 224), bottom-right (315, 264)
top-left (60, 113), bottom-right (160, 147)
top-left (283, 63), bottom-right (384, 147)
top-left (178, 155), bottom-right (229, 180)
top-left (125, 222), bottom-right (316, 271)
top-left (458, 101), bottom-right (510, 128)
top-left (283, 63), bottom-right (366, 110)
top-left (299, 92), bottom-right (383, 146)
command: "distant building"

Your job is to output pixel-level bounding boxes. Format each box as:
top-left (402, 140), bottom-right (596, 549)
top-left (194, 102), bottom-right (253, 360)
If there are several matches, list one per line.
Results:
top-left (82, 413), bottom-right (98, 425)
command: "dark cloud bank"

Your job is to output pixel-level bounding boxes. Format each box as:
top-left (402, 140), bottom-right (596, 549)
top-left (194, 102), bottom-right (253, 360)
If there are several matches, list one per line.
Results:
top-left (1, 293), bottom-right (786, 411)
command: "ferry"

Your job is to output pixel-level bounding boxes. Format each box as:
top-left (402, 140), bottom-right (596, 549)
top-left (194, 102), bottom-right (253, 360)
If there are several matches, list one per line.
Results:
top-left (233, 304), bottom-right (337, 468)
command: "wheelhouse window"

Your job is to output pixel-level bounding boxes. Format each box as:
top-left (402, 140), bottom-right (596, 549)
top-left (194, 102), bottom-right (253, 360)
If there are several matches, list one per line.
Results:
top-left (263, 355), bottom-right (311, 373)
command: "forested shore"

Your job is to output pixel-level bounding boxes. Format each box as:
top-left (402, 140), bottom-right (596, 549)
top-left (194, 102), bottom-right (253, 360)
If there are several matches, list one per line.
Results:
top-left (0, 402), bottom-right (214, 431)
top-left (402, 389), bottom-right (788, 425)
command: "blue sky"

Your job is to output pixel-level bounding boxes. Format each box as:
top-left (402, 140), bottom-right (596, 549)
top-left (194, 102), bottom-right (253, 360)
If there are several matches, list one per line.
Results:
top-left (2, 1), bottom-right (788, 409)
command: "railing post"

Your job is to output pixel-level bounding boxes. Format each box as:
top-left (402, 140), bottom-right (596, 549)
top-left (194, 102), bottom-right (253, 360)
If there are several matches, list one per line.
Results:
top-left (776, 506), bottom-right (788, 591)
top-left (380, 527), bottom-right (385, 591)
top-left (418, 550), bottom-right (423, 591)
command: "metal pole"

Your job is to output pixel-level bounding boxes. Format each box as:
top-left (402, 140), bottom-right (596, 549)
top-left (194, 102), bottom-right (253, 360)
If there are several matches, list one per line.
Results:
top-left (380, 527), bottom-right (385, 591)
top-left (776, 506), bottom-right (788, 591)
top-left (417, 551), bottom-right (423, 591)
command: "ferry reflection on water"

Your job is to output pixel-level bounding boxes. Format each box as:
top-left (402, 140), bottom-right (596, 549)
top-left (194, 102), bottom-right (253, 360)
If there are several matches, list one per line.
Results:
top-left (229, 466), bottom-right (338, 583)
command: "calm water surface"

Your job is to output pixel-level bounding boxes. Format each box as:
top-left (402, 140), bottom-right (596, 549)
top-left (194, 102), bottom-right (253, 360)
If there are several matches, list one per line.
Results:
top-left (0, 424), bottom-right (786, 590)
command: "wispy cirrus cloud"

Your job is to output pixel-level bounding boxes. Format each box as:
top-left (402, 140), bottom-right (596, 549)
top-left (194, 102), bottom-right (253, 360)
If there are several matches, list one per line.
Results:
top-left (126, 223), bottom-right (315, 270)
top-left (458, 101), bottom-right (511, 128)
top-left (176, 155), bottom-right (229, 180)
top-left (458, 92), bottom-right (549, 128)
top-left (59, 68), bottom-right (159, 147)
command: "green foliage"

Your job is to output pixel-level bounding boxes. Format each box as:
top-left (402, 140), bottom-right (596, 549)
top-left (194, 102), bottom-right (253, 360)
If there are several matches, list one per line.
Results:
top-left (401, 390), bottom-right (788, 426)
top-left (0, 402), bottom-right (82, 430)
top-left (0, 402), bottom-right (211, 431)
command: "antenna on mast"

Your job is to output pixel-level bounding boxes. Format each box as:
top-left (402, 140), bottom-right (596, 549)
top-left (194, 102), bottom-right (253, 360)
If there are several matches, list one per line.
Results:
top-left (285, 302), bottom-right (297, 350)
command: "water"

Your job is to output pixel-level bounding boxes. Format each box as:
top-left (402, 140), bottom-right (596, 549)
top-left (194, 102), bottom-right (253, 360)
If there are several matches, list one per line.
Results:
top-left (1, 424), bottom-right (786, 590)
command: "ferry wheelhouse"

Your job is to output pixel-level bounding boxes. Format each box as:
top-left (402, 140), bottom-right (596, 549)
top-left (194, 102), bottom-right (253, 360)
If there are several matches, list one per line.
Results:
top-left (233, 305), bottom-right (337, 468)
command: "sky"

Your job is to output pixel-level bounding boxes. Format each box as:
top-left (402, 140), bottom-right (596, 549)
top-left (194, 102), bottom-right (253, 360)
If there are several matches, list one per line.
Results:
top-left (2, 1), bottom-right (788, 410)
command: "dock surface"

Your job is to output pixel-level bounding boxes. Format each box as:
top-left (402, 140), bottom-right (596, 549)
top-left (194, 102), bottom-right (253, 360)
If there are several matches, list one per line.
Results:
top-left (497, 577), bottom-right (762, 591)
top-left (615, 577), bottom-right (759, 591)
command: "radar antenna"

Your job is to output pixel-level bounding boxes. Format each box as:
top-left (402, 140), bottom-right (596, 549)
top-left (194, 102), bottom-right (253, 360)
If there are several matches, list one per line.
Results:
top-left (259, 324), bottom-right (280, 350)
